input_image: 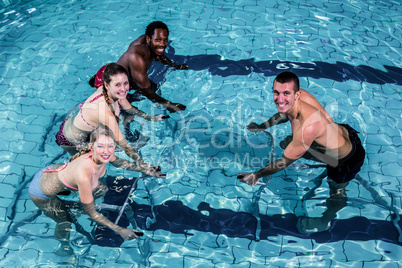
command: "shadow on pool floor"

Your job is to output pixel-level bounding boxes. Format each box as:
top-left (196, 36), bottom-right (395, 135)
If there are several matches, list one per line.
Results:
top-left (93, 175), bottom-right (402, 248)
top-left (150, 45), bottom-right (402, 86)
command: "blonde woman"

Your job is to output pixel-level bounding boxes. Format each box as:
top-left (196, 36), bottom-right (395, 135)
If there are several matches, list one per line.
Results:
top-left (30, 124), bottom-right (165, 256)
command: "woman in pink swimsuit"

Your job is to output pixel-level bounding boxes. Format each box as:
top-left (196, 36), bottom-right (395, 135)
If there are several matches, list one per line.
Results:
top-left (30, 124), bottom-right (165, 256)
top-left (56, 63), bottom-right (167, 168)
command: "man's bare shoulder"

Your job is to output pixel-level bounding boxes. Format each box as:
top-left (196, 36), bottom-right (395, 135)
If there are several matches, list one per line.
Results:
top-left (127, 34), bottom-right (146, 49)
top-left (299, 88), bottom-right (334, 123)
top-left (124, 37), bottom-right (149, 59)
top-left (298, 101), bottom-right (329, 128)
top-left (299, 88), bottom-right (318, 103)
top-left (118, 40), bottom-right (148, 67)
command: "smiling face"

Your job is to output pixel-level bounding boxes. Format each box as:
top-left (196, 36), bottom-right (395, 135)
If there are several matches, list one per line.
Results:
top-left (147, 28), bottom-right (169, 56)
top-left (273, 80), bottom-right (300, 114)
top-left (91, 134), bottom-right (116, 164)
top-left (105, 73), bottom-right (130, 101)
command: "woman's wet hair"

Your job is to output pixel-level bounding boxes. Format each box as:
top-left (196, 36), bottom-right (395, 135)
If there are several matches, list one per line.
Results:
top-left (274, 71), bottom-right (300, 92)
top-left (102, 63), bottom-right (128, 86)
top-left (89, 123), bottom-right (116, 144)
top-left (70, 124), bottom-right (116, 162)
top-left (102, 63), bottom-right (128, 123)
top-left (145, 21), bottom-right (169, 38)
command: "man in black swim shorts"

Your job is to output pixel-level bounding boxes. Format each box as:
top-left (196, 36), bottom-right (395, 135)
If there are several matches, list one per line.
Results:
top-left (238, 71), bottom-right (365, 233)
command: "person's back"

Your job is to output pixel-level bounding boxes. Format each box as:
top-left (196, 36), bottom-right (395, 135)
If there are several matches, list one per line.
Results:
top-left (294, 89), bottom-right (351, 160)
top-left (117, 35), bottom-right (152, 85)
top-left (298, 88), bottom-right (334, 123)
top-left (75, 88), bottom-right (117, 129)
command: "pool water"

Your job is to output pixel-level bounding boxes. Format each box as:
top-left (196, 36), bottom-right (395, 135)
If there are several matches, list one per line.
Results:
top-left (0, 0), bottom-right (401, 267)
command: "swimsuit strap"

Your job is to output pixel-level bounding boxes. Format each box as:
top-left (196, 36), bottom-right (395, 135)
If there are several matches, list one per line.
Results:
top-left (42, 161), bottom-right (79, 190)
top-left (61, 173), bottom-right (79, 191)
top-left (80, 106), bottom-right (96, 129)
top-left (43, 161), bottom-right (68, 173)
top-left (89, 93), bottom-right (104, 103)
top-left (79, 94), bottom-right (103, 129)
top-left (86, 153), bottom-right (99, 188)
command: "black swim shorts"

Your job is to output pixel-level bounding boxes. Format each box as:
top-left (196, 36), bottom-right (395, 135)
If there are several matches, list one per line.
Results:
top-left (326, 124), bottom-right (365, 184)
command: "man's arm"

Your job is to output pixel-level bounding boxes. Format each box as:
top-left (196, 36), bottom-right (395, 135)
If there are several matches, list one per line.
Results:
top-left (254, 155), bottom-right (295, 178)
top-left (247, 113), bottom-right (289, 132)
top-left (237, 156), bottom-right (295, 186)
top-left (129, 53), bottom-right (186, 113)
top-left (154, 54), bottom-right (188, 70)
top-left (238, 124), bottom-right (316, 186)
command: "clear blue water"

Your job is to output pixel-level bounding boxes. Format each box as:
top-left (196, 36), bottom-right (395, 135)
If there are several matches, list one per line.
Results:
top-left (0, 0), bottom-right (401, 267)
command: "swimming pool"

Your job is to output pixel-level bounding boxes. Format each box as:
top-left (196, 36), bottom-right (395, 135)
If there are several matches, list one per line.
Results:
top-left (0, 0), bottom-right (401, 266)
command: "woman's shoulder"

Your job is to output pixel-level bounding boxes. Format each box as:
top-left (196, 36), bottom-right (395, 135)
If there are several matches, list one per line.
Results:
top-left (84, 88), bottom-right (105, 103)
top-left (81, 91), bottom-right (109, 112)
top-left (67, 154), bottom-right (92, 175)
